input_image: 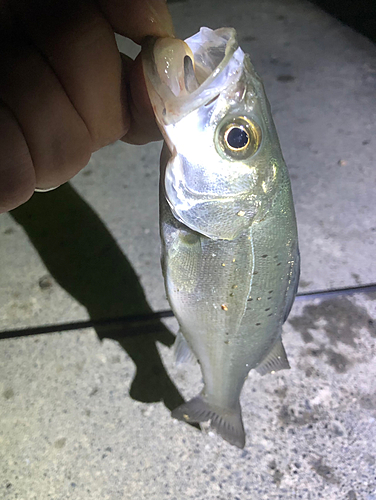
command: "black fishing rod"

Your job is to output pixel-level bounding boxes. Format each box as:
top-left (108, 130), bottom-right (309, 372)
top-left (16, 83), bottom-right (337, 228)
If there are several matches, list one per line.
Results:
top-left (0, 283), bottom-right (375, 341)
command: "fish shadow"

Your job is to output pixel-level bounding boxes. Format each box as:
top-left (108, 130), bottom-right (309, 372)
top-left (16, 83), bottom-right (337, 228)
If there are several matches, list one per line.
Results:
top-left (11, 183), bottom-right (184, 411)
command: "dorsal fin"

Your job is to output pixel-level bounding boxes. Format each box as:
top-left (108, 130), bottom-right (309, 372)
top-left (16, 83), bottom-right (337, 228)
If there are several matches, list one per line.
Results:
top-left (256, 338), bottom-right (290, 375)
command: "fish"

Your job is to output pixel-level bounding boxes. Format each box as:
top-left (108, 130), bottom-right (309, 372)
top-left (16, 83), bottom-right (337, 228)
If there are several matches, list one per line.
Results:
top-left (142, 27), bottom-right (300, 448)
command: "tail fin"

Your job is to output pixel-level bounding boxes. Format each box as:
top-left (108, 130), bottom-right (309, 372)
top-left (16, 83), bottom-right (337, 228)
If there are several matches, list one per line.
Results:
top-left (171, 396), bottom-right (245, 449)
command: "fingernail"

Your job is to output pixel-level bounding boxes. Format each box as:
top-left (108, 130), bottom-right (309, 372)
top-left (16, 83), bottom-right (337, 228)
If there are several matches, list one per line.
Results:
top-left (146, 0), bottom-right (175, 38)
top-left (35, 185), bottom-right (60, 193)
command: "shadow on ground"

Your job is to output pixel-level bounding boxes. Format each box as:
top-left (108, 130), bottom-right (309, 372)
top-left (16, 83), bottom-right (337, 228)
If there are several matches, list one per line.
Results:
top-left (11, 183), bottom-right (184, 411)
top-left (309, 0), bottom-right (376, 44)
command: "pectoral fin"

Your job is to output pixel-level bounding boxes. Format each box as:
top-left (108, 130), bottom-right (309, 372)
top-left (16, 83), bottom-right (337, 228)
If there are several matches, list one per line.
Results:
top-left (256, 338), bottom-right (290, 375)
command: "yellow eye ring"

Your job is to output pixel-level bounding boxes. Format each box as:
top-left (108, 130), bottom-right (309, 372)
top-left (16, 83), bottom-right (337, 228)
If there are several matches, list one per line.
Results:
top-left (216, 116), bottom-right (262, 160)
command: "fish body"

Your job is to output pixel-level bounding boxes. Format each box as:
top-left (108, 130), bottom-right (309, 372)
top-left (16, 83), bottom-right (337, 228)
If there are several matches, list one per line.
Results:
top-left (143, 27), bottom-right (299, 448)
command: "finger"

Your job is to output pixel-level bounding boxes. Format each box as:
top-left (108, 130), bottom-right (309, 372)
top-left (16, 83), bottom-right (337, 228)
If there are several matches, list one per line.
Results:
top-left (0, 100), bottom-right (35, 213)
top-left (97, 0), bottom-right (174, 42)
top-left (0, 37), bottom-right (92, 190)
top-left (11, 0), bottom-right (129, 151)
top-left (121, 53), bottom-right (162, 145)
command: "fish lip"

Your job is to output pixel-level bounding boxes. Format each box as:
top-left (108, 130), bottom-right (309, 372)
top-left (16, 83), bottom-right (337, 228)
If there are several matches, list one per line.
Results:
top-left (142, 28), bottom-right (244, 125)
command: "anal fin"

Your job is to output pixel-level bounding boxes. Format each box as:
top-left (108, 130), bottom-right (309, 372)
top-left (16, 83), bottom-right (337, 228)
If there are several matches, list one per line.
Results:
top-left (256, 338), bottom-right (290, 376)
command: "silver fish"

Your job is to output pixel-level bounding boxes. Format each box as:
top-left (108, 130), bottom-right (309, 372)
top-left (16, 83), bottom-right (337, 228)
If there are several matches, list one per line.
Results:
top-left (143, 27), bottom-right (300, 448)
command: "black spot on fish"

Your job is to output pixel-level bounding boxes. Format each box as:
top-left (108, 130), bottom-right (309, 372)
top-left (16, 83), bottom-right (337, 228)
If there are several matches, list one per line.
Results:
top-left (261, 254), bottom-right (268, 258)
top-left (255, 322), bottom-right (261, 326)
top-left (268, 290), bottom-right (273, 294)
top-left (268, 313), bottom-right (273, 317)
top-left (276, 263), bottom-right (282, 266)
top-left (265, 308), bottom-right (270, 312)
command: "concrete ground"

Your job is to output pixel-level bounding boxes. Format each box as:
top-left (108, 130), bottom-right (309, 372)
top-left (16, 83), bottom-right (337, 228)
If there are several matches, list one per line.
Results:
top-left (0, 0), bottom-right (375, 498)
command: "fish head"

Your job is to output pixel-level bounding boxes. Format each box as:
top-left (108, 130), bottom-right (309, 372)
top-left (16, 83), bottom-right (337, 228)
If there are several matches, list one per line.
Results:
top-left (143, 27), bottom-right (286, 240)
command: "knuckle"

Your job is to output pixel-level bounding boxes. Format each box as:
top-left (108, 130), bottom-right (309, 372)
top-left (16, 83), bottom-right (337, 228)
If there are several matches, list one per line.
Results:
top-left (34, 123), bottom-right (93, 189)
top-left (61, 127), bottom-right (93, 175)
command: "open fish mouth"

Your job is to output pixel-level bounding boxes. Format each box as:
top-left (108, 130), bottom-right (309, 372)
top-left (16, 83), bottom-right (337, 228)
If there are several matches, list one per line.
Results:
top-left (142, 28), bottom-right (268, 240)
top-left (142, 27), bottom-right (245, 126)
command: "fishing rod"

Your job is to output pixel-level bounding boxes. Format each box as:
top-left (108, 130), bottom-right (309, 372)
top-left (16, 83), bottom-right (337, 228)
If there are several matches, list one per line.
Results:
top-left (0, 283), bottom-right (375, 341)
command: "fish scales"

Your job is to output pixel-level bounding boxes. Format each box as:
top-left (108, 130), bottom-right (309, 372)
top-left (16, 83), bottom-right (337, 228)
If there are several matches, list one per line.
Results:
top-left (143, 27), bottom-right (300, 448)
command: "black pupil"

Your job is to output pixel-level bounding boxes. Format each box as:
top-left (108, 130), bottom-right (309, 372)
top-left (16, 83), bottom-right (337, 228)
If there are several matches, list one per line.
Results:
top-left (227, 127), bottom-right (249, 149)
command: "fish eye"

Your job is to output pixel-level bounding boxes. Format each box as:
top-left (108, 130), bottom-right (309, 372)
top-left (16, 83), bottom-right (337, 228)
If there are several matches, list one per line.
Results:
top-left (216, 116), bottom-right (262, 160)
top-left (225, 126), bottom-right (249, 150)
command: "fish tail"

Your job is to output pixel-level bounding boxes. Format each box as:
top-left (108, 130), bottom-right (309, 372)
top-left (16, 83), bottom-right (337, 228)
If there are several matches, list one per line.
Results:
top-left (171, 396), bottom-right (245, 449)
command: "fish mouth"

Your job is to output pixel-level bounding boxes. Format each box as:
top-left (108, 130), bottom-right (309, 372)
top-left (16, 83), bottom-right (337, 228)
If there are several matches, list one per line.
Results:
top-left (142, 27), bottom-right (244, 126)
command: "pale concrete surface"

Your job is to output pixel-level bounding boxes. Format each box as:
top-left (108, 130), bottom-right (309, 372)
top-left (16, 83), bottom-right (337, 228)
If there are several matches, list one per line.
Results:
top-left (0, 0), bottom-right (375, 498)
top-left (0, 294), bottom-right (375, 499)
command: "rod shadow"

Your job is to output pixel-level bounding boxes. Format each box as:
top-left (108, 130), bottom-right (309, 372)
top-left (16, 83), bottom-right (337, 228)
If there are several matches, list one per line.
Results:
top-left (11, 183), bottom-right (184, 411)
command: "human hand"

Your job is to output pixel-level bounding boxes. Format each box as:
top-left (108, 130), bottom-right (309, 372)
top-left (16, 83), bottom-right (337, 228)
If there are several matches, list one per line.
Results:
top-left (0, 0), bottom-right (174, 212)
